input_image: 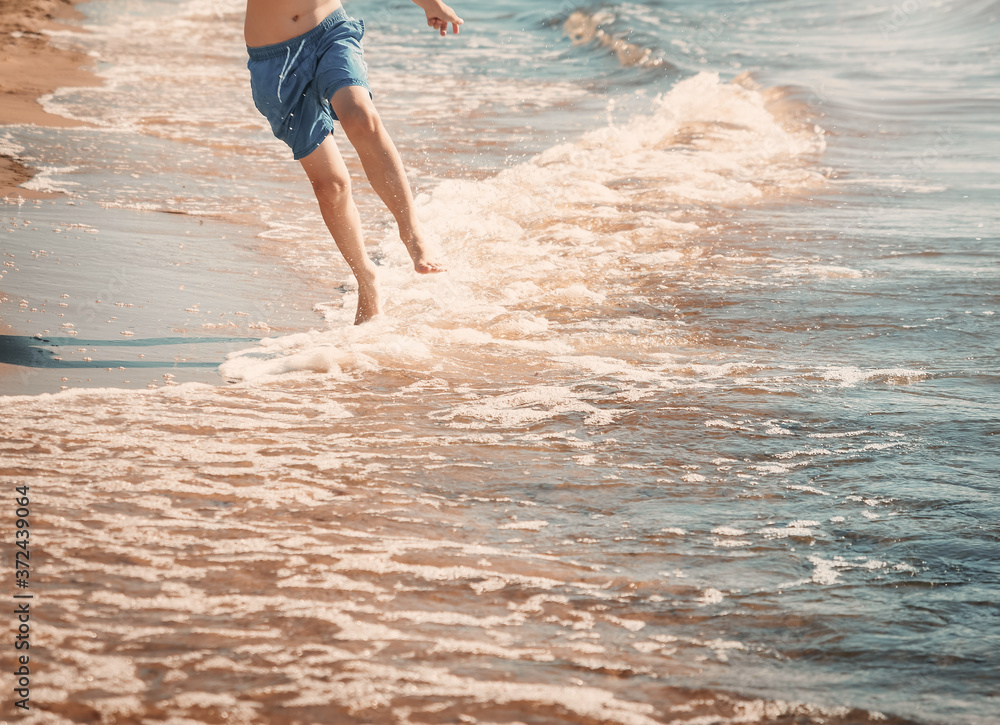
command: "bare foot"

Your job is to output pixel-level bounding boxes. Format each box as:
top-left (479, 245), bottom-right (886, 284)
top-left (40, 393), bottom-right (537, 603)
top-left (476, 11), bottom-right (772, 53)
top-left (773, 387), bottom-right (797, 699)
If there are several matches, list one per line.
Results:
top-left (401, 232), bottom-right (446, 274)
top-left (353, 270), bottom-right (382, 325)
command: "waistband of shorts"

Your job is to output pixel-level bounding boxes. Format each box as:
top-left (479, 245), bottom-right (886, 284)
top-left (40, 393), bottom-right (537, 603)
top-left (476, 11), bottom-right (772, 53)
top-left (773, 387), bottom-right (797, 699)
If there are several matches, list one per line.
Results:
top-left (247, 7), bottom-right (349, 60)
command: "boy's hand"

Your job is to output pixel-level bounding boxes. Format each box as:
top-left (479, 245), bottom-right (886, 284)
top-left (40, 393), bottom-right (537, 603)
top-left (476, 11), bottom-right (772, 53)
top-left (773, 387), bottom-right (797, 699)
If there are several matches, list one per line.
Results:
top-left (416, 0), bottom-right (463, 36)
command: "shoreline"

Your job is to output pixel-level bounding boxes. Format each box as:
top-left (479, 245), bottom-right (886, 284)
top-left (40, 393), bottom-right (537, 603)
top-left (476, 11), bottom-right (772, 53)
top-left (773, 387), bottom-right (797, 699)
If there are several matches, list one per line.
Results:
top-left (0, 0), bottom-right (98, 198)
top-left (0, 0), bottom-right (340, 397)
top-left (0, 198), bottom-right (325, 396)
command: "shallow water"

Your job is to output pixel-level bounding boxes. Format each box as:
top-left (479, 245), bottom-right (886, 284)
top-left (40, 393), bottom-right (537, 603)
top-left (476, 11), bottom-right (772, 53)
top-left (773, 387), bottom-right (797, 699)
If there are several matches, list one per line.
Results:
top-left (1, 0), bottom-right (998, 722)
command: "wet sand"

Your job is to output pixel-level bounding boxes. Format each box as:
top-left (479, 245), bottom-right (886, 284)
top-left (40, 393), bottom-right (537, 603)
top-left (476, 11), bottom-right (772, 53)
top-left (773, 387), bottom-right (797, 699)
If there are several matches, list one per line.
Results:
top-left (0, 0), bottom-right (330, 396)
top-left (0, 198), bottom-right (325, 395)
top-left (0, 0), bottom-right (98, 197)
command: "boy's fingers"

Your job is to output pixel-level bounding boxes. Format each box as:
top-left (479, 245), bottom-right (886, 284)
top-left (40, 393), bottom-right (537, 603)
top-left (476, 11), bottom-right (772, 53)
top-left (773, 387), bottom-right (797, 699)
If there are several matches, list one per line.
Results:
top-left (427, 15), bottom-right (462, 36)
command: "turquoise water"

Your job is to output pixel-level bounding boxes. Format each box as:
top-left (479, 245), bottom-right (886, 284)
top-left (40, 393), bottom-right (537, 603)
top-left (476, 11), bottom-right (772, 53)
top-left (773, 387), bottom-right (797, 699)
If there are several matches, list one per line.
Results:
top-left (1, 0), bottom-right (997, 722)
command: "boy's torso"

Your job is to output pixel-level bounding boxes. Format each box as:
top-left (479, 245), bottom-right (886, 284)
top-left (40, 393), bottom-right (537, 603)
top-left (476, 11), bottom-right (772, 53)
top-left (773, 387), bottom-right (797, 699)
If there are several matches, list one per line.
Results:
top-left (244, 0), bottom-right (344, 46)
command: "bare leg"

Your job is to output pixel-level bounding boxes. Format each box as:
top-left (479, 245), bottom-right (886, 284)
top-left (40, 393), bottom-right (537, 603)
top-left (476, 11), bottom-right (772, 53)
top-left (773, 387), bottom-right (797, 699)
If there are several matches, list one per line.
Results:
top-left (331, 86), bottom-right (445, 274)
top-left (299, 136), bottom-right (382, 325)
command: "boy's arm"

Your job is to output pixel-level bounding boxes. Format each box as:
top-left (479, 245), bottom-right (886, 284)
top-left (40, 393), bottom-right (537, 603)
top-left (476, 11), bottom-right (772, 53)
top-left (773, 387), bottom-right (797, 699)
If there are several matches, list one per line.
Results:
top-left (411, 0), bottom-right (463, 36)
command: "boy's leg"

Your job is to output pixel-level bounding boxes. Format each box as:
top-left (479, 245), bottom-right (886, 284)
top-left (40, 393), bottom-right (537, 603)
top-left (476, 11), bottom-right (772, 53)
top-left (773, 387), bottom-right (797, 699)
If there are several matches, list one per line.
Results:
top-left (330, 86), bottom-right (445, 274)
top-left (299, 135), bottom-right (382, 325)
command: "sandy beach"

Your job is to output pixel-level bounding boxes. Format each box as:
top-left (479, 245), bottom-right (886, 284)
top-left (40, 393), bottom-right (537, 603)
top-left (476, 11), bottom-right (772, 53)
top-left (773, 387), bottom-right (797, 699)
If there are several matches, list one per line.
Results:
top-left (0, 0), bottom-right (996, 721)
top-left (0, 0), bottom-right (325, 396)
top-left (0, 0), bottom-right (97, 197)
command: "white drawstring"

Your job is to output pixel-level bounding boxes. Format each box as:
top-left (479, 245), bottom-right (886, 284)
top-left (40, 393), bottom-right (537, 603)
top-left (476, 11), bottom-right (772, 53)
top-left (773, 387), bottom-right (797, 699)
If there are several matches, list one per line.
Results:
top-left (277, 39), bottom-right (306, 102)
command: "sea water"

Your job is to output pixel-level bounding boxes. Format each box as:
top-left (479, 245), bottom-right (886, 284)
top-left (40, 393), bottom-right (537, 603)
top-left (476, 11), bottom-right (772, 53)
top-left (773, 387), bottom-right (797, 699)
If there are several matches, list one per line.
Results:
top-left (1, 0), bottom-right (998, 722)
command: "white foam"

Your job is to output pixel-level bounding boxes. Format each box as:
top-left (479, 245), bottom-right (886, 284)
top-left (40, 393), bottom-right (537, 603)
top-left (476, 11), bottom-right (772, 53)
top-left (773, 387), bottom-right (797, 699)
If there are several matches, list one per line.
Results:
top-left (698, 588), bottom-right (725, 605)
top-left (822, 366), bottom-right (927, 387)
top-left (780, 556), bottom-right (889, 589)
top-left (217, 323), bottom-right (442, 382)
top-left (197, 71), bottom-right (828, 387)
top-left (22, 166), bottom-right (80, 193)
top-left (785, 485), bottom-right (830, 496)
top-left (760, 521), bottom-right (820, 539)
top-left (435, 386), bottom-right (621, 428)
top-left (498, 520), bottom-right (549, 532)
top-left (713, 538), bottom-right (752, 549)
top-left (0, 133), bottom-right (25, 158)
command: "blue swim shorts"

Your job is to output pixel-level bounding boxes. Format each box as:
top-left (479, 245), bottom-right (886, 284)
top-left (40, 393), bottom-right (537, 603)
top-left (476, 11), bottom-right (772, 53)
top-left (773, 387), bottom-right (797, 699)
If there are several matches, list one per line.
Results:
top-left (247, 8), bottom-right (371, 160)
